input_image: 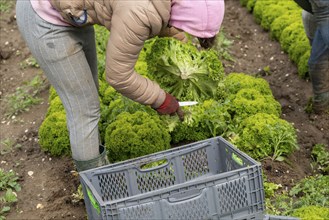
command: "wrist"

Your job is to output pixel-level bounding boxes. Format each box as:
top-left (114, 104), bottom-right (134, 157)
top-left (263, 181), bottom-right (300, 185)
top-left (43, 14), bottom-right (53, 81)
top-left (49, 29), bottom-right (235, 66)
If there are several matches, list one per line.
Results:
top-left (151, 90), bottom-right (166, 109)
top-left (157, 93), bottom-right (171, 110)
top-left (155, 93), bottom-right (179, 115)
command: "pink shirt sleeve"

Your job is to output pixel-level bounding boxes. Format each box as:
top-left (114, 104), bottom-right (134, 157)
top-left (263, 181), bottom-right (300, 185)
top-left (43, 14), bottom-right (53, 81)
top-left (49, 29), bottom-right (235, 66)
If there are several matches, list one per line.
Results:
top-left (30, 0), bottom-right (71, 26)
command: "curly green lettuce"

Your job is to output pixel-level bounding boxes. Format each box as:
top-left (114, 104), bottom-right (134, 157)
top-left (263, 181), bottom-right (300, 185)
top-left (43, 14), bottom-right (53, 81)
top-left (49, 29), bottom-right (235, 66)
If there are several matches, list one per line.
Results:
top-left (95, 25), bottom-right (109, 80)
top-left (253, 0), bottom-right (276, 24)
top-left (38, 112), bottom-right (70, 156)
top-left (101, 85), bottom-right (120, 106)
top-left (260, 4), bottom-right (290, 31)
top-left (98, 79), bottom-right (109, 100)
top-left (288, 35), bottom-right (311, 72)
top-left (240, 0), bottom-right (257, 12)
top-left (146, 37), bottom-right (224, 101)
top-left (46, 96), bottom-right (65, 117)
top-left (48, 86), bottom-right (58, 102)
top-left (170, 99), bottom-right (231, 143)
top-left (221, 73), bottom-right (273, 96)
top-left (135, 38), bottom-right (157, 77)
top-left (280, 22), bottom-right (305, 53)
top-left (292, 206), bottom-right (329, 220)
top-left (297, 51), bottom-right (310, 79)
top-left (233, 113), bottom-right (298, 160)
top-left (99, 95), bottom-right (156, 143)
top-left (270, 13), bottom-right (301, 40)
top-left (229, 88), bottom-right (282, 121)
top-left (105, 111), bottom-right (171, 162)
top-left (108, 96), bottom-right (156, 123)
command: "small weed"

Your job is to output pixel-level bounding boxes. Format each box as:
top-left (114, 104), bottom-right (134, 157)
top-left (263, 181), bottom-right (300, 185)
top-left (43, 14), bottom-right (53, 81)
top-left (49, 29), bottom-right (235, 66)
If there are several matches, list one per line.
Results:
top-left (265, 192), bottom-right (294, 216)
top-left (0, 169), bottom-right (21, 192)
top-left (0, 169), bottom-right (21, 219)
top-left (19, 57), bottom-right (40, 69)
top-left (264, 181), bottom-right (282, 198)
top-left (289, 174), bottom-right (329, 208)
top-left (1, 205), bottom-right (11, 220)
top-left (270, 128), bottom-right (298, 162)
top-left (15, 50), bottom-right (21, 56)
top-left (311, 144), bottom-right (329, 174)
top-left (191, 30), bottom-right (234, 61)
top-left (72, 184), bottom-right (84, 204)
top-left (304, 97), bottom-right (313, 114)
top-left (263, 66), bottom-right (272, 75)
top-left (4, 74), bottom-right (47, 118)
top-left (256, 65), bottom-right (272, 77)
top-left (214, 30), bottom-right (235, 62)
top-left (2, 189), bottom-right (17, 203)
top-left (266, 174), bottom-right (329, 216)
top-left (0, 139), bottom-right (14, 155)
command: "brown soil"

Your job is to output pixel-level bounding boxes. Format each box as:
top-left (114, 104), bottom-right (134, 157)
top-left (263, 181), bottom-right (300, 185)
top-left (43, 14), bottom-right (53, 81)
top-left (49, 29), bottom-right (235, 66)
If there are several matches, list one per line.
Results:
top-left (0, 0), bottom-right (328, 219)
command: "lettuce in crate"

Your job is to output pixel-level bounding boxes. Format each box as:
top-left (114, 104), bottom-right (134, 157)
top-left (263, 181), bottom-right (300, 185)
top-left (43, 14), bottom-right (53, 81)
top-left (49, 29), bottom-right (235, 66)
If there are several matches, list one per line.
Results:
top-left (146, 37), bottom-right (224, 101)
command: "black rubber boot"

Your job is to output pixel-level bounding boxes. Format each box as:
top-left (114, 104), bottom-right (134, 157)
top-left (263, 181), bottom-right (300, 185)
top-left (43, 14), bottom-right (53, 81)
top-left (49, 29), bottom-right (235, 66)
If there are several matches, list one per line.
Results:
top-left (309, 61), bottom-right (329, 114)
top-left (75, 146), bottom-right (109, 219)
top-left (74, 145), bottom-right (109, 172)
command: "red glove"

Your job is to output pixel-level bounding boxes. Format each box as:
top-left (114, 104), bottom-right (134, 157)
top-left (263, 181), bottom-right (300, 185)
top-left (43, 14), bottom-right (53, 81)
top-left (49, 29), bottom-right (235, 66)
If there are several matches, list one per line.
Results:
top-left (156, 93), bottom-right (184, 121)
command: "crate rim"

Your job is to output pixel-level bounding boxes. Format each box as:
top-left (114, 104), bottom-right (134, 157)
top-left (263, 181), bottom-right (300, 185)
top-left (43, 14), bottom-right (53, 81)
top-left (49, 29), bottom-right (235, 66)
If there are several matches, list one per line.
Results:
top-left (80, 136), bottom-right (261, 176)
top-left (81, 162), bottom-right (262, 207)
top-left (80, 136), bottom-right (263, 207)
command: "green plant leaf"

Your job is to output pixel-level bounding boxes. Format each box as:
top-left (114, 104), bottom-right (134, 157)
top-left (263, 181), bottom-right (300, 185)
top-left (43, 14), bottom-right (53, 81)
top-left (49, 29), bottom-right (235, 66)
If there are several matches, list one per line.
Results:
top-left (1, 206), bottom-right (11, 213)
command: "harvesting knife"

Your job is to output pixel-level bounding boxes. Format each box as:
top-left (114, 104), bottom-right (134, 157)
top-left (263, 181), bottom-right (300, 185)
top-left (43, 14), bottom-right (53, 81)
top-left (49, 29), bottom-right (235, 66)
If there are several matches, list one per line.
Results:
top-left (178, 101), bottom-right (198, 107)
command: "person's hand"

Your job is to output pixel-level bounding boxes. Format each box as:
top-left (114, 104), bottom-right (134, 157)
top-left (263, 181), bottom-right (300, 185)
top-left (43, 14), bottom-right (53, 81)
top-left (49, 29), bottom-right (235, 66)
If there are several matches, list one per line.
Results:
top-left (156, 93), bottom-right (184, 121)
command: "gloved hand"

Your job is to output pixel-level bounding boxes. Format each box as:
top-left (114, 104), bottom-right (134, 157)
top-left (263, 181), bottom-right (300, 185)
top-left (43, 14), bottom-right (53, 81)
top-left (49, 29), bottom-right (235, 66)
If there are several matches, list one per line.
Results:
top-left (156, 93), bottom-right (184, 121)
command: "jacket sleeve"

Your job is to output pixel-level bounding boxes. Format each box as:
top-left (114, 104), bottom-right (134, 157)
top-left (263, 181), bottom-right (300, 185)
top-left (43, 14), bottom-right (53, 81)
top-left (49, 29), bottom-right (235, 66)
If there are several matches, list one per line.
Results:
top-left (294, 0), bottom-right (313, 13)
top-left (105, 6), bottom-right (166, 108)
top-left (159, 26), bottom-right (189, 42)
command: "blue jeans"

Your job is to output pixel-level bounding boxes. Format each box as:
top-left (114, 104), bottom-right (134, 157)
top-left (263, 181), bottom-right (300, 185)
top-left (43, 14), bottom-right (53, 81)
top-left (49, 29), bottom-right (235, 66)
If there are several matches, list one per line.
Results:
top-left (302, 0), bottom-right (329, 108)
top-left (308, 0), bottom-right (329, 65)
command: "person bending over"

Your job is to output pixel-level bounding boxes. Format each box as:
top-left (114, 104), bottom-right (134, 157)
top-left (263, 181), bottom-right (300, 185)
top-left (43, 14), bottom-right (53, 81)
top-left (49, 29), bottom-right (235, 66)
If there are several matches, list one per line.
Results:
top-left (16, 0), bottom-right (225, 171)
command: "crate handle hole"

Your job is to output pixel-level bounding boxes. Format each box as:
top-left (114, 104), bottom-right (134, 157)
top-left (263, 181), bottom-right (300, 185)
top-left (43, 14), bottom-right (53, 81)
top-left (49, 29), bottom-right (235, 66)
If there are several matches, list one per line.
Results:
top-left (168, 188), bottom-right (203, 203)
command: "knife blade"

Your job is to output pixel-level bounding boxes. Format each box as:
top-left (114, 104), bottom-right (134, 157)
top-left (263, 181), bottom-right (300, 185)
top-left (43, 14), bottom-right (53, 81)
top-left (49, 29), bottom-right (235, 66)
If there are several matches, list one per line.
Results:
top-left (178, 101), bottom-right (198, 107)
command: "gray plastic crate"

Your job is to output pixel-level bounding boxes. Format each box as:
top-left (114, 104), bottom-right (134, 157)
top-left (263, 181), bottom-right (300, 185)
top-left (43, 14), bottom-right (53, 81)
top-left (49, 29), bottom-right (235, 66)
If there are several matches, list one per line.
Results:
top-left (80, 136), bottom-right (265, 220)
top-left (264, 215), bottom-right (300, 220)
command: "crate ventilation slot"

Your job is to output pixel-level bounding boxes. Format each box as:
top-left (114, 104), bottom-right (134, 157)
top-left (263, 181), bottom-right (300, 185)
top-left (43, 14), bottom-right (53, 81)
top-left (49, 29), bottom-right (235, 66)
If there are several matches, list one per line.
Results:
top-left (216, 177), bottom-right (249, 214)
top-left (182, 148), bottom-right (210, 181)
top-left (120, 202), bottom-right (155, 219)
top-left (164, 192), bottom-right (210, 219)
top-left (98, 172), bottom-right (129, 201)
top-left (136, 162), bottom-right (176, 193)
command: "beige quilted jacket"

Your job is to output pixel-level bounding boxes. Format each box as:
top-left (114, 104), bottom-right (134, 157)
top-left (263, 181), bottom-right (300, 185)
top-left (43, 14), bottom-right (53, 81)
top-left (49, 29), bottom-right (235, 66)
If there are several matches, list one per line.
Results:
top-left (50, 0), bottom-right (186, 108)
